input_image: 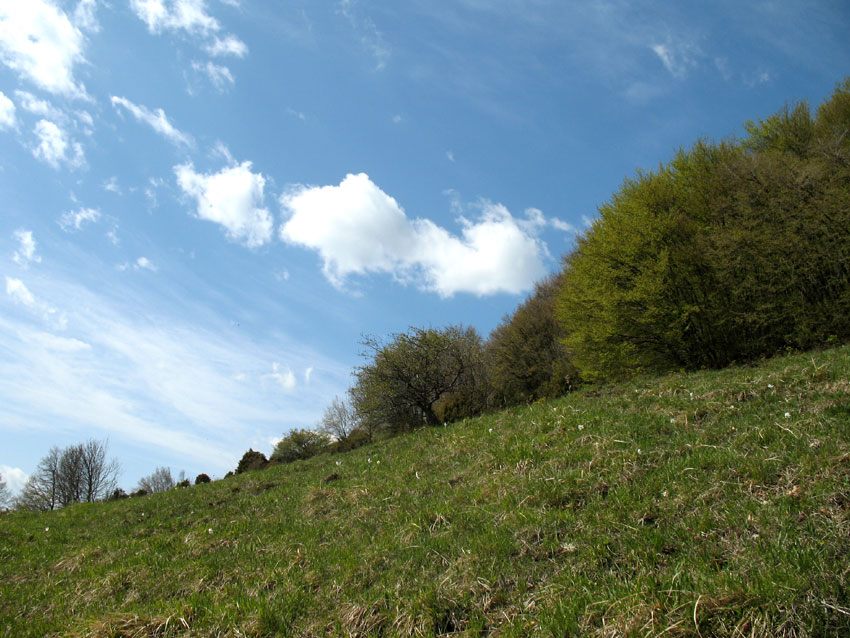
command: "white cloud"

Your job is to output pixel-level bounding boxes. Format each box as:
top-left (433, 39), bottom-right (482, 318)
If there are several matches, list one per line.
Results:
top-left (6, 277), bottom-right (36, 307)
top-left (304, 367), bottom-right (313, 384)
top-left (265, 362), bottom-right (296, 392)
top-left (651, 38), bottom-right (700, 79)
top-left (338, 0), bottom-right (389, 71)
top-left (134, 257), bottom-right (158, 272)
top-left (0, 91), bottom-right (16, 129)
top-left (130, 0), bottom-right (220, 35)
top-left (175, 161), bottom-right (273, 248)
top-left (111, 96), bottom-right (193, 147)
top-left (550, 217), bottom-right (577, 233)
top-left (0, 0), bottom-right (89, 98)
top-left (73, 0), bottom-right (100, 33)
top-left (12, 230), bottom-right (41, 266)
top-left (32, 119), bottom-right (85, 169)
top-left (280, 173), bottom-right (547, 297)
top-left (0, 465), bottom-right (28, 496)
top-left (103, 177), bottom-right (121, 194)
top-left (15, 90), bottom-right (62, 119)
top-left (192, 60), bottom-right (234, 90)
top-left (59, 207), bottom-right (100, 231)
top-left (5, 277), bottom-right (66, 328)
top-left (205, 34), bottom-right (247, 57)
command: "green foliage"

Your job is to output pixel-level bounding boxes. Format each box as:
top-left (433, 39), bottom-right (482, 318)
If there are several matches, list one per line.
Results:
top-left (270, 429), bottom-right (330, 464)
top-left (558, 80), bottom-right (850, 381)
top-left (235, 449), bottom-right (268, 474)
top-left (487, 273), bottom-right (579, 405)
top-left (352, 325), bottom-right (489, 434)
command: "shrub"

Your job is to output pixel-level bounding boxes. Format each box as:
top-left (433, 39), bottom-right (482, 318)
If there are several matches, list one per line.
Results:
top-left (270, 430), bottom-right (330, 464)
top-left (236, 449), bottom-right (268, 474)
top-left (195, 473), bottom-right (211, 485)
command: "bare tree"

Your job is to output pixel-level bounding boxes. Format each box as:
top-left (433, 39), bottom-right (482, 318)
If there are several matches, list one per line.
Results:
top-left (79, 438), bottom-right (121, 502)
top-left (137, 466), bottom-right (174, 494)
top-left (57, 444), bottom-right (84, 507)
top-left (319, 395), bottom-right (358, 442)
top-left (15, 439), bottom-right (121, 511)
top-left (0, 472), bottom-right (11, 510)
top-left (16, 447), bottom-right (61, 511)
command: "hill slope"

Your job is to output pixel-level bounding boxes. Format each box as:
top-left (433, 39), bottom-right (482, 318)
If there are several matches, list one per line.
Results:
top-left (2, 347), bottom-right (850, 637)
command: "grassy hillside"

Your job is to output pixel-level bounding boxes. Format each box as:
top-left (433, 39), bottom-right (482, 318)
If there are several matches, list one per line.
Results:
top-left (2, 347), bottom-right (850, 637)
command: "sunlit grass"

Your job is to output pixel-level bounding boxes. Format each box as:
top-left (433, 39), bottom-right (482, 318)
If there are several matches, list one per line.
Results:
top-left (2, 346), bottom-right (849, 636)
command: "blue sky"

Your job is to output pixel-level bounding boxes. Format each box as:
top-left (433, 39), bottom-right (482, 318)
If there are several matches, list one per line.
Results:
top-left (1, 0), bottom-right (848, 495)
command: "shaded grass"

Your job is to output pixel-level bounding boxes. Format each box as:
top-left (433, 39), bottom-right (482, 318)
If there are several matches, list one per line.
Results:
top-left (2, 347), bottom-right (850, 636)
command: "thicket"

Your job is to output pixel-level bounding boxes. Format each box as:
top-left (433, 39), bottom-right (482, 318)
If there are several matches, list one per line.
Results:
top-left (557, 79), bottom-right (850, 381)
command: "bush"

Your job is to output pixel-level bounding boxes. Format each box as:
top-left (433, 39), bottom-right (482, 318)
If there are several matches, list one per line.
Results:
top-left (195, 473), bottom-right (211, 485)
top-left (487, 273), bottom-right (578, 406)
top-left (270, 430), bottom-right (330, 464)
top-left (236, 449), bottom-right (268, 474)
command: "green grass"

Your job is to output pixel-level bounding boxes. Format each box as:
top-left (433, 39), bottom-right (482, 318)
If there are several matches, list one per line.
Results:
top-left (2, 346), bottom-right (850, 637)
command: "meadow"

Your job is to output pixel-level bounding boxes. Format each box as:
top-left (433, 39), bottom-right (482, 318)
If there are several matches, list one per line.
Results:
top-left (2, 345), bottom-right (849, 637)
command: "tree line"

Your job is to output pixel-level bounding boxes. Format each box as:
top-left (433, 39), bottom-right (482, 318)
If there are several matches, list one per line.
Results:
top-left (241, 78), bottom-right (850, 468)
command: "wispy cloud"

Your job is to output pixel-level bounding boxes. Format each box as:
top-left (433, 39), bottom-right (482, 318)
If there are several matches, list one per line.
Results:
top-left (205, 34), bottom-right (248, 57)
top-left (337, 0), bottom-right (390, 70)
top-left (192, 60), bottom-right (234, 91)
top-left (0, 274), bottom-right (345, 475)
top-left (12, 230), bottom-right (41, 266)
top-left (4, 277), bottom-right (66, 329)
top-left (111, 96), bottom-right (193, 147)
top-left (59, 207), bottom-right (101, 231)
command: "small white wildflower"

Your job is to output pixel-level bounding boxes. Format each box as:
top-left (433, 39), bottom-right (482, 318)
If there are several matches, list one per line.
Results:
top-left (44, 527), bottom-right (49, 532)
top-left (335, 460), bottom-right (341, 466)
top-left (367, 457), bottom-right (371, 463)
top-left (376, 460), bottom-right (380, 465)
top-left (670, 417), bottom-right (675, 423)
top-left (577, 424), bottom-right (584, 431)
top-left (207, 528), bottom-right (213, 534)
top-left (637, 448), bottom-right (642, 455)
top-left (662, 490), bottom-right (668, 498)
top-left (415, 471), bottom-right (420, 480)
top-left (488, 428), bottom-right (493, 433)
top-left (768, 384), bottom-right (774, 389)
top-left (785, 412), bottom-right (791, 419)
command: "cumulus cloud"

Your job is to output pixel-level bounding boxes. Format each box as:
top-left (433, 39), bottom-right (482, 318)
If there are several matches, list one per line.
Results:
top-left (0, 465), bottom-right (28, 496)
top-left (12, 230), bottom-right (41, 266)
top-left (0, 91), bottom-right (15, 129)
top-left (175, 161), bottom-right (273, 248)
top-left (192, 60), bottom-right (234, 90)
top-left (0, 0), bottom-right (89, 98)
top-left (59, 207), bottom-right (100, 231)
top-left (32, 119), bottom-right (84, 169)
top-left (280, 173), bottom-right (547, 297)
top-left (111, 96), bottom-right (193, 147)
